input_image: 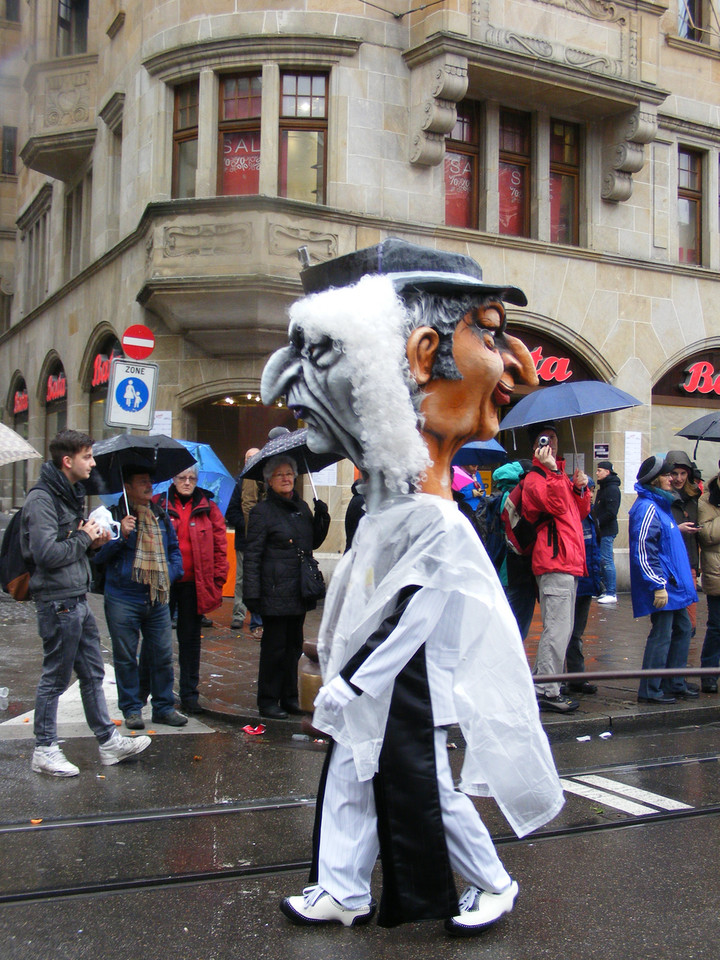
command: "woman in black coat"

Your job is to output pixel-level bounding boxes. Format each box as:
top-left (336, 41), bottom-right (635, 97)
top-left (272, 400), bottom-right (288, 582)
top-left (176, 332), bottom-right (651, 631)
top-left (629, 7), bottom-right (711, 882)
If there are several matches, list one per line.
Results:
top-left (243, 454), bottom-right (330, 719)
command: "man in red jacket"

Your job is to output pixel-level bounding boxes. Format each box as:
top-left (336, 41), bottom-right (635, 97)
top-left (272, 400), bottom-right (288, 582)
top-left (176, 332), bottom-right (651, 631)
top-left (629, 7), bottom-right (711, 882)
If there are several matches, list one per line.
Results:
top-left (522, 423), bottom-right (591, 713)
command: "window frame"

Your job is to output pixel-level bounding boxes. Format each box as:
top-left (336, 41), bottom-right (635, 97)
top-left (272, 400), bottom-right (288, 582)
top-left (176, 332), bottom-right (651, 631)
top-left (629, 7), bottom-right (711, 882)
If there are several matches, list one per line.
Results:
top-left (217, 72), bottom-right (263, 197)
top-left (549, 118), bottom-right (581, 247)
top-left (678, 0), bottom-right (705, 42)
top-left (56, 0), bottom-right (88, 58)
top-left (444, 101), bottom-right (480, 230)
top-left (2, 125), bottom-right (17, 176)
top-left (278, 71), bottom-right (328, 205)
top-left (172, 80), bottom-right (200, 199)
top-left (678, 147), bottom-right (702, 265)
top-left (498, 108), bottom-right (532, 239)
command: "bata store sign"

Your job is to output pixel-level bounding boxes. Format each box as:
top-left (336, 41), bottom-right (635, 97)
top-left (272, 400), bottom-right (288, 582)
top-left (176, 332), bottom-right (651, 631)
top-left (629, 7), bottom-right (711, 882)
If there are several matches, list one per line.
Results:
top-left (13, 388), bottom-right (28, 414)
top-left (681, 361), bottom-right (720, 395)
top-left (654, 350), bottom-right (720, 400)
top-left (46, 371), bottom-right (66, 403)
top-left (91, 344), bottom-right (123, 388)
top-left (529, 346), bottom-right (572, 383)
top-left (520, 334), bottom-right (594, 384)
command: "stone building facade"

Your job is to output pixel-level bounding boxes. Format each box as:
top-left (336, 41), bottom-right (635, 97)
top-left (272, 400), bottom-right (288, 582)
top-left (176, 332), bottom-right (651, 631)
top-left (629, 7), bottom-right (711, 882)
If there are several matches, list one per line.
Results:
top-left (1, 1), bottom-right (720, 576)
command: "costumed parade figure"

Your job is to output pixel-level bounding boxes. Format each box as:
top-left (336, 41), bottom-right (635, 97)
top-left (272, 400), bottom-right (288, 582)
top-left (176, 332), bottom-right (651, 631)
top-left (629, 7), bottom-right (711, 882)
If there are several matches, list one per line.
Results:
top-left (262, 239), bottom-right (564, 935)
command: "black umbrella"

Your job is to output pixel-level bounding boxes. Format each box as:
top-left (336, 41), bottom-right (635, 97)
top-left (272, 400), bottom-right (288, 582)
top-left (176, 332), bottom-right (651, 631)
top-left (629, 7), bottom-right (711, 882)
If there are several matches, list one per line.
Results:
top-left (238, 428), bottom-right (343, 497)
top-left (676, 412), bottom-right (720, 458)
top-left (90, 434), bottom-right (197, 506)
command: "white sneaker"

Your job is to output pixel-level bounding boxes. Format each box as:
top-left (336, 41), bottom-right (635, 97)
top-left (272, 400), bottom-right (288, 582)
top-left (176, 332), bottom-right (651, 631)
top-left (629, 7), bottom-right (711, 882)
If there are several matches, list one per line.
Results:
top-left (280, 885), bottom-right (376, 927)
top-left (597, 594), bottom-right (617, 604)
top-left (445, 881), bottom-right (518, 936)
top-left (98, 729), bottom-right (151, 766)
top-left (31, 744), bottom-right (79, 778)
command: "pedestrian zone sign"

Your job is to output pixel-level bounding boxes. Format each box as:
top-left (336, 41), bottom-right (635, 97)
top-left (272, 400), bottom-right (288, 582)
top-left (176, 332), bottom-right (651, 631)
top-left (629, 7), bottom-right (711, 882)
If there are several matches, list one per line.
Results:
top-left (105, 359), bottom-right (159, 430)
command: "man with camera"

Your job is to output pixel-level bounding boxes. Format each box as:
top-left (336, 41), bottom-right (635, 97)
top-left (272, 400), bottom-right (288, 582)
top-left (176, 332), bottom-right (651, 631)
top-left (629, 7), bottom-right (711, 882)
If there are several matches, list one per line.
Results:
top-left (522, 423), bottom-right (591, 713)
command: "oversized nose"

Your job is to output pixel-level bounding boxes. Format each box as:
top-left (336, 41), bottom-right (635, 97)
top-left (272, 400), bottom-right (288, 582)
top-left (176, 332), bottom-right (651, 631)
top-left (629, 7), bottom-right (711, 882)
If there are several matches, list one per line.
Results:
top-left (261, 345), bottom-right (302, 405)
top-left (501, 333), bottom-right (539, 388)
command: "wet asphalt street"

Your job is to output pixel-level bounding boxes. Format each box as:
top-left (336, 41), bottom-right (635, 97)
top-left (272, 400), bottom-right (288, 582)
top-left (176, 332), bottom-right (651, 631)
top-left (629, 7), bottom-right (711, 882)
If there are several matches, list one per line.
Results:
top-left (1, 590), bottom-right (719, 959)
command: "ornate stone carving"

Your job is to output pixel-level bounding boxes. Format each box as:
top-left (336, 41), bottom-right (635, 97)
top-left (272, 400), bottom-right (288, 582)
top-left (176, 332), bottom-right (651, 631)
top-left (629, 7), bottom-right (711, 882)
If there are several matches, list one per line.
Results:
top-left (485, 27), bottom-right (625, 78)
top-left (409, 54), bottom-right (468, 167)
top-left (45, 72), bottom-right (90, 127)
top-left (410, 131), bottom-right (446, 166)
top-left (567, 0), bottom-right (625, 23)
top-left (268, 224), bottom-right (337, 261)
top-left (601, 106), bottom-right (658, 203)
top-left (163, 223), bottom-right (253, 258)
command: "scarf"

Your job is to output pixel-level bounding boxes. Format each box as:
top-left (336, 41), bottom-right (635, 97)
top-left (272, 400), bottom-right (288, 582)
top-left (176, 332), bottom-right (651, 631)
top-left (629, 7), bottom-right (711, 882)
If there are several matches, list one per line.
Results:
top-left (131, 505), bottom-right (170, 604)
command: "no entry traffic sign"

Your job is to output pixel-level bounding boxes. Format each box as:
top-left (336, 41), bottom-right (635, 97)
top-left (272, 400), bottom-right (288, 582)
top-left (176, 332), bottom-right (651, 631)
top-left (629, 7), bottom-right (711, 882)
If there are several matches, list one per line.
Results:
top-left (121, 324), bottom-right (155, 360)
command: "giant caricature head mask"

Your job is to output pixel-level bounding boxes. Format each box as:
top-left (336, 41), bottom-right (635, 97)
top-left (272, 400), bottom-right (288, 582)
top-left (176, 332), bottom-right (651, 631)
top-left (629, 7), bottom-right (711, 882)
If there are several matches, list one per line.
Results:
top-left (261, 239), bottom-right (537, 495)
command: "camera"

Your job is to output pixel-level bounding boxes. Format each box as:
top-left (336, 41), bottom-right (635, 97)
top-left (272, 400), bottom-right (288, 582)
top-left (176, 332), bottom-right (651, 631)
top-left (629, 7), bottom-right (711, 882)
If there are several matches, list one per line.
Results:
top-left (537, 435), bottom-right (550, 447)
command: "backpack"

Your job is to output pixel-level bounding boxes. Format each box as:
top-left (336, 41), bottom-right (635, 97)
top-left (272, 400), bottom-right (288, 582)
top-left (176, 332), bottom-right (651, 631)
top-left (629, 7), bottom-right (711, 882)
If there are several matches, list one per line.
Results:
top-left (501, 466), bottom-right (557, 558)
top-left (0, 509), bottom-right (32, 600)
top-left (468, 492), bottom-right (506, 570)
top-left (0, 482), bottom-right (61, 601)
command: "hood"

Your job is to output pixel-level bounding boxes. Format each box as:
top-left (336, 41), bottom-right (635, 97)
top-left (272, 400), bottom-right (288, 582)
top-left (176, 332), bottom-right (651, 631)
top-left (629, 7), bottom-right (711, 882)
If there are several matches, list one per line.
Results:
top-left (665, 449), bottom-right (694, 471)
top-left (598, 472), bottom-right (621, 487)
top-left (492, 460), bottom-right (526, 491)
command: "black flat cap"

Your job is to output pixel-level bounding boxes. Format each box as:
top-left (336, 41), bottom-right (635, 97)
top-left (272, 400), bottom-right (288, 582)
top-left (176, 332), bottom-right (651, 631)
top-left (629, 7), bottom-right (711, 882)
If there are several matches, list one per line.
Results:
top-left (299, 238), bottom-right (528, 306)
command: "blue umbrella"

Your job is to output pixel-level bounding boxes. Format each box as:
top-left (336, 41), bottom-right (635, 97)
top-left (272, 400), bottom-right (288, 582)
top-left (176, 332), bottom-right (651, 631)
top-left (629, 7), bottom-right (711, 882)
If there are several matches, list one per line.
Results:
top-left (152, 440), bottom-right (235, 515)
top-left (452, 439), bottom-right (507, 467)
top-left (498, 381), bottom-right (643, 453)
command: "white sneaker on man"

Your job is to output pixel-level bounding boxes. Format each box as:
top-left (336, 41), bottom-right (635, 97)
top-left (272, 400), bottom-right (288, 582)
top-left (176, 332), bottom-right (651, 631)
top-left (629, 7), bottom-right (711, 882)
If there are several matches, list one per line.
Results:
top-left (445, 881), bottom-right (519, 936)
top-left (597, 594), bottom-right (617, 604)
top-left (280, 885), bottom-right (376, 927)
top-left (98, 729), bottom-right (151, 766)
top-left (31, 744), bottom-right (79, 777)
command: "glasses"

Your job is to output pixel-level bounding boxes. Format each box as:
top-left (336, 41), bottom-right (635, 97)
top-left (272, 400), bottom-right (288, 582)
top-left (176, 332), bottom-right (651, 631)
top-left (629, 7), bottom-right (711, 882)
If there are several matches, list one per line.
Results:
top-left (175, 474), bottom-right (198, 485)
top-left (272, 472), bottom-right (295, 480)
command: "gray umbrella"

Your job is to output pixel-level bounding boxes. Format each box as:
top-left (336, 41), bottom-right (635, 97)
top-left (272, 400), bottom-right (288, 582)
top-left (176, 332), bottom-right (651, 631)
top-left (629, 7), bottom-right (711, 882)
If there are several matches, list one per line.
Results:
top-left (0, 422), bottom-right (42, 468)
top-left (238, 428), bottom-right (343, 497)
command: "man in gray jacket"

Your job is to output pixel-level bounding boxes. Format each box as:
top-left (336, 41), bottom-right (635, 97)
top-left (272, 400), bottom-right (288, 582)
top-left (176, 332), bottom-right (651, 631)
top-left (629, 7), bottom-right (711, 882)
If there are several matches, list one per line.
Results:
top-left (21, 429), bottom-right (151, 777)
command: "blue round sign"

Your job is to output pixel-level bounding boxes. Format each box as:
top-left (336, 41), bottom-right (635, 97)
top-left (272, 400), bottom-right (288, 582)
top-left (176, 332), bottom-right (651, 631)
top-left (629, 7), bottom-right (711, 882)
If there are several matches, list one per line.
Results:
top-left (116, 377), bottom-right (149, 412)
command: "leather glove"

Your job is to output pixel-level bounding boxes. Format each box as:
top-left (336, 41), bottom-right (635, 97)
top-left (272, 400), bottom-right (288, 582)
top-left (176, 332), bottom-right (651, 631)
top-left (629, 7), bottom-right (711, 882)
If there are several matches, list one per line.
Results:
top-left (314, 675), bottom-right (356, 715)
top-left (313, 499), bottom-right (329, 515)
top-left (653, 588), bottom-right (668, 609)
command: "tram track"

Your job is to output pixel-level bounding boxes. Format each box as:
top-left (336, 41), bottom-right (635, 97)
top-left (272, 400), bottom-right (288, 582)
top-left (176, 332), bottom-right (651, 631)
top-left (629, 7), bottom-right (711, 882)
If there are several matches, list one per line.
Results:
top-left (1, 749), bottom-right (718, 908)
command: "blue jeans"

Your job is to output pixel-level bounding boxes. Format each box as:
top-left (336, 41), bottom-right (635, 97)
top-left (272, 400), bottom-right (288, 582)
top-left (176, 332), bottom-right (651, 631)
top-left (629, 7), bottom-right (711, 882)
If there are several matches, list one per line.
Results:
top-left (638, 608), bottom-right (692, 699)
top-left (104, 594), bottom-right (176, 717)
top-left (34, 597), bottom-right (115, 746)
top-left (700, 593), bottom-right (720, 668)
top-left (599, 536), bottom-right (616, 596)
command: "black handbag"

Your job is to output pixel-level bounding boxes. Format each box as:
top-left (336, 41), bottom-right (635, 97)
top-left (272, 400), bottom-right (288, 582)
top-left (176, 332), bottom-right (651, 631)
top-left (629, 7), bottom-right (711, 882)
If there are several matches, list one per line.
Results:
top-left (296, 546), bottom-right (326, 601)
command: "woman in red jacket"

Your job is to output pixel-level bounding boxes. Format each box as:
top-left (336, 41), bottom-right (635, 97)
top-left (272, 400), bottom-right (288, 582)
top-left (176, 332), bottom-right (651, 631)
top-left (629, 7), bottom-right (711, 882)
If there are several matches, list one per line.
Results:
top-left (157, 466), bottom-right (229, 714)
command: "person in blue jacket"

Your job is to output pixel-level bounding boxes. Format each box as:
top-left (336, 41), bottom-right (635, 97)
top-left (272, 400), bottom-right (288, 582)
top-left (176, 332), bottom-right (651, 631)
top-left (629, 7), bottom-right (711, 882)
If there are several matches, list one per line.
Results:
top-left (629, 455), bottom-right (698, 704)
top-left (95, 465), bottom-right (186, 728)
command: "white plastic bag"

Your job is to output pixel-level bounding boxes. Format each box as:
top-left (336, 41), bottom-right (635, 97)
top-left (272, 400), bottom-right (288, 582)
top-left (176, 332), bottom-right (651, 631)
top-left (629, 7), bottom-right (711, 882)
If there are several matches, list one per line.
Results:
top-left (88, 505), bottom-right (121, 540)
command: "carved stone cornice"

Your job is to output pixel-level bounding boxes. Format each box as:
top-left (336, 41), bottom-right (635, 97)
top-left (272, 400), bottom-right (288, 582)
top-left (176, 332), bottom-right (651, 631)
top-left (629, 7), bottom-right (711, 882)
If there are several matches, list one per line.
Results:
top-left (601, 105), bottom-right (658, 202)
top-left (16, 183), bottom-right (53, 232)
top-left (20, 128), bottom-right (96, 181)
top-left (658, 114), bottom-right (720, 145)
top-left (99, 92), bottom-right (125, 133)
top-left (409, 53), bottom-right (468, 166)
top-left (142, 35), bottom-right (361, 80)
top-left (404, 33), bottom-right (669, 115)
